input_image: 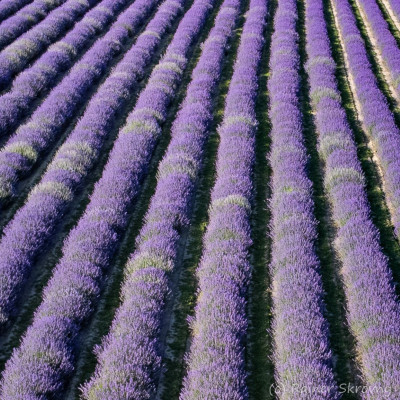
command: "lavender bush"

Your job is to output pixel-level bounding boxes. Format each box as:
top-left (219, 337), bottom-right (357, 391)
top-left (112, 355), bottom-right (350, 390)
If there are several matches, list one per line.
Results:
top-left (0, 0), bottom-right (98, 89)
top-left (82, 0), bottom-right (241, 396)
top-left (355, 0), bottom-right (400, 100)
top-left (0, 0), bottom-right (130, 136)
top-left (0, 0), bottom-right (158, 200)
top-left (267, 0), bottom-right (339, 397)
top-left (332, 0), bottom-right (400, 239)
top-left (307, 0), bottom-right (400, 396)
top-left (0, 0), bottom-right (32, 23)
top-left (381, 0), bottom-right (400, 29)
top-left (0, 0), bottom-right (216, 396)
top-left (0, 0), bottom-right (65, 50)
top-left (180, 0), bottom-right (266, 398)
top-left (0, 0), bottom-right (183, 329)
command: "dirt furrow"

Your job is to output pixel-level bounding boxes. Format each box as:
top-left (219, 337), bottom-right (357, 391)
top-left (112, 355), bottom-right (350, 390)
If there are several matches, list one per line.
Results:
top-left (246, 0), bottom-right (276, 398)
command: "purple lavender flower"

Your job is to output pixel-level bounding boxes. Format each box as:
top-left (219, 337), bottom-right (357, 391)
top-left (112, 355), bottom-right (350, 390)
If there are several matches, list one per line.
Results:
top-left (0, 0), bottom-right (66, 50)
top-left (332, 0), bottom-right (400, 239)
top-left (0, 0), bottom-right (159, 200)
top-left (0, 0), bottom-right (98, 89)
top-left (267, 0), bottom-right (339, 397)
top-left (380, 0), bottom-right (400, 31)
top-left (309, 0), bottom-right (400, 396)
top-left (0, 0), bottom-right (32, 23)
top-left (0, 0), bottom-right (217, 396)
top-left (0, 0), bottom-right (180, 330)
top-left (180, 0), bottom-right (266, 398)
top-left (0, 0), bottom-right (130, 136)
top-left (82, 0), bottom-right (242, 397)
top-left (354, 0), bottom-right (400, 100)
top-left (0, 0), bottom-right (132, 136)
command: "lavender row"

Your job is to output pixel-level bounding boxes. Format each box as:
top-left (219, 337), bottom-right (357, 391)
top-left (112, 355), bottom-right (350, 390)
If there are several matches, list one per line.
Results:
top-left (332, 0), bottom-right (400, 239)
top-left (0, 0), bottom-right (216, 396)
top-left (0, 0), bottom-right (158, 201)
top-left (267, 0), bottom-right (339, 397)
top-left (180, 1), bottom-right (266, 398)
top-left (354, 0), bottom-right (400, 101)
top-left (0, 0), bottom-right (131, 136)
top-left (0, 0), bottom-right (32, 23)
top-left (0, 0), bottom-right (98, 90)
top-left (83, 0), bottom-right (241, 396)
top-left (381, 0), bottom-right (400, 30)
top-left (0, 0), bottom-right (65, 50)
top-left (307, 0), bottom-right (400, 396)
top-left (0, 0), bottom-right (181, 329)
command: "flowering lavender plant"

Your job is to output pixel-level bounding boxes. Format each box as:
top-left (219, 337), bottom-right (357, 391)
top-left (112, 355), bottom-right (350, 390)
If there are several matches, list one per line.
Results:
top-left (0, 0), bottom-right (158, 200)
top-left (380, 0), bottom-right (400, 30)
top-left (354, 0), bottom-right (400, 101)
top-left (83, 0), bottom-right (241, 396)
top-left (0, 0), bottom-right (217, 396)
top-left (0, 0), bottom-right (66, 50)
top-left (0, 0), bottom-right (182, 330)
top-left (332, 0), bottom-right (400, 240)
top-left (267, 0), bottom-right (339, 397)
top-left (180, 0), bottom-right (266, 398)
top-left (0, 0), bottom-right (32, 23)
top-left (308, 0), bottom-right (400, 396)
top-left (0, 0), bottom-right (131, 136)
top-left (0, 0), bottom-right (98, 89)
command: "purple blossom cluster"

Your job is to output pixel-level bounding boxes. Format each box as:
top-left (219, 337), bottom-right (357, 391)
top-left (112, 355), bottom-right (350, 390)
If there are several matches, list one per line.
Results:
top-left (0, 0), bottom-right (216, 396)
top-left (0, 0), bottom-right (158, 200)
top-left (180, 0), bottom-right (266, 398)
top-left (0, 0), bottom-right (65, 50)
top-left (0, 0), bottom-right (183, 330)
top-left (267, 0), bottom-right (339, 397)
top-left (355, 0), bottom-right (400, 99)
top-left (0, 0), bottom-right (130, 136)
top-left (0, 0), bottom-right (98, 89)
top-left (332, 0), bottom-right (400, 238)
top-left (82, 0), bottom-right (241, 396)
top-left (0, 0), bottom-right (32, 23)
top-left (307, 0), bottom-right (400, 396)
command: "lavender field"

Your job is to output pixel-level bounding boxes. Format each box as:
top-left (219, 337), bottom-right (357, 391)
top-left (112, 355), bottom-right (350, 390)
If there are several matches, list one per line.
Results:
top-left (0, 0), bottom-right (399, 398)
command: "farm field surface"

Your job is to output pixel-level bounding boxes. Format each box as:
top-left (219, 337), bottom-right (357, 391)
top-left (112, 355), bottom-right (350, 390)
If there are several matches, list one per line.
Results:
top-left (0, 0), bottom-right (399, 397)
